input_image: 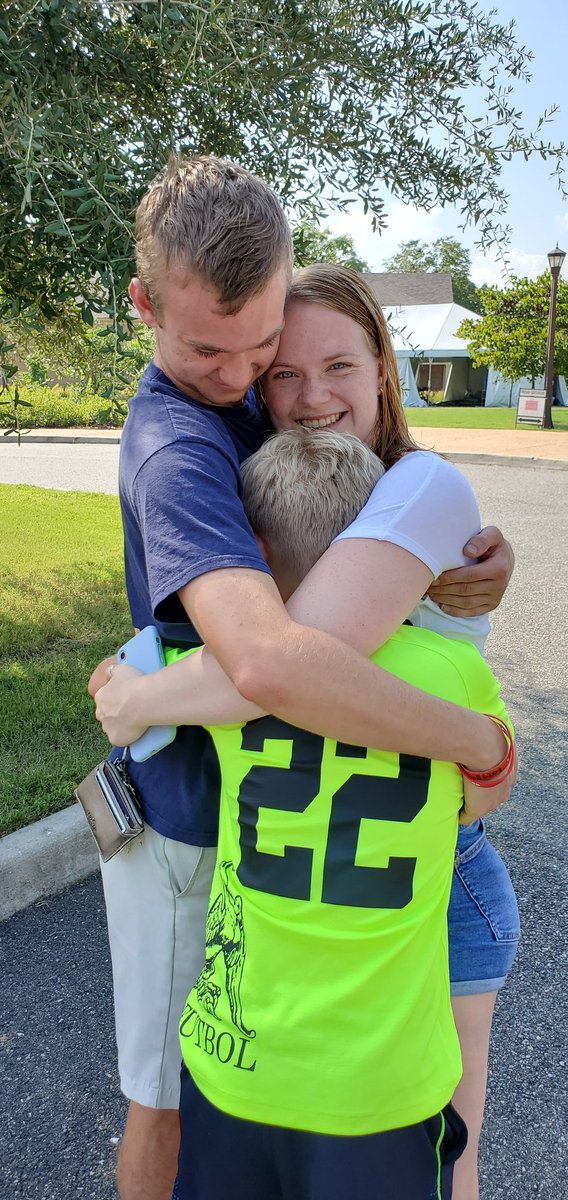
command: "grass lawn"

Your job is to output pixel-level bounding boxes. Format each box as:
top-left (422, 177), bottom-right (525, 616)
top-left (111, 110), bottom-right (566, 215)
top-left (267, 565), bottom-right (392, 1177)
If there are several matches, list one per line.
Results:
top-left (405, 405), bottom-right (568, 430)
top-left (0, 485), bottom-right (132, 836)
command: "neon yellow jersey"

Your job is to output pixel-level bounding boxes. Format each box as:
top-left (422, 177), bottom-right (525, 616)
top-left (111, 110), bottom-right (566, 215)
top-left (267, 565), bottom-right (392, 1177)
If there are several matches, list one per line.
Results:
top-left (174, 628), bottom-right (510, 1135)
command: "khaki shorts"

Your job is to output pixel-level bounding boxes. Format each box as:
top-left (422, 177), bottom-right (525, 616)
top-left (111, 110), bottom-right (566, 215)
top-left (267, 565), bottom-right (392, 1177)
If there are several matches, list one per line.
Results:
top-left (100, 823), bottom-right (216, 1108)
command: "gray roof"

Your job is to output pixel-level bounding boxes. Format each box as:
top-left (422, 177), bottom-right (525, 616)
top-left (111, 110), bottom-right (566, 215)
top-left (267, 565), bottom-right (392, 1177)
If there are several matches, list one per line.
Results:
top-left (364, 272), bottom-right (454, 305)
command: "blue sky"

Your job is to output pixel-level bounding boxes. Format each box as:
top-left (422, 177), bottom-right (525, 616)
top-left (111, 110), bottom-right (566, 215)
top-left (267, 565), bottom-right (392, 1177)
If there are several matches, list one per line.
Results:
top-left (326, 0), bottom-right (568, 286)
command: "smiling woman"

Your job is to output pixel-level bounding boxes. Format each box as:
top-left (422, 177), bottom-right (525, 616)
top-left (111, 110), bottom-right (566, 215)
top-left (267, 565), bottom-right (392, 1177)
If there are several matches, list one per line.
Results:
top-left (255, 264), bottom-right (519, 1200)
top-left (264, 304), bottom-right (381, 442)
top-left (259, 264), bottom-right (419, 469)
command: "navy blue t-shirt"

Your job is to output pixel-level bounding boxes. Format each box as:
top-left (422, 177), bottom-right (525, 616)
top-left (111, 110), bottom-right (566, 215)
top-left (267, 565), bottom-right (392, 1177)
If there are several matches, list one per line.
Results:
top-left (113, 361), bottom-right (271, 844)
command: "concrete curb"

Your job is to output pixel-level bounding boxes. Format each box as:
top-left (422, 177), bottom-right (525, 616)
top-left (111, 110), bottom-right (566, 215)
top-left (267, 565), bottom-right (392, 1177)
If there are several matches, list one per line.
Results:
top-left (442, 452), bottom-right (568, 470)
top-left (3, 430), bottom-right (568, 468)
top-left (3, 431), bottom-right (121, 445)
top-left (0, 805), bottom-right (99, 922)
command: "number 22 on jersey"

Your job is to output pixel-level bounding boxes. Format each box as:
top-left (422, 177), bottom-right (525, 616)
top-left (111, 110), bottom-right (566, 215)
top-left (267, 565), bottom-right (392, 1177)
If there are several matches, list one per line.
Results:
top-left (235, 717), bottom-right (432, 911)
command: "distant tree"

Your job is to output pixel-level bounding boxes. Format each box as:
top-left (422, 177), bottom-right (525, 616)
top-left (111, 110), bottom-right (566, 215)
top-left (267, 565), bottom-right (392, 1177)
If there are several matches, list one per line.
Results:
top-left (6, 305), bottom-right (154, 393)
top-left (383, 238), bottom-right (482, 312)
top-left (293, 222), bottom-right (369, 270)
top-left (458, 274), bottom-right (568, 423)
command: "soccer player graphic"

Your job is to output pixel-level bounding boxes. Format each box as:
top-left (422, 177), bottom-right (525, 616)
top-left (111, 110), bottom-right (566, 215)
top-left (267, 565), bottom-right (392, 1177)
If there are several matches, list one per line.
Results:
top-left (195, 860), bottom-right (255, 1039)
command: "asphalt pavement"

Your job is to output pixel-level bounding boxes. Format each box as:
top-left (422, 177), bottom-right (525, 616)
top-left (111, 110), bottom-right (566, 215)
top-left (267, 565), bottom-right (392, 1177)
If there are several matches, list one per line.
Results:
top-left (1, 440), bottom-right (567, 1198)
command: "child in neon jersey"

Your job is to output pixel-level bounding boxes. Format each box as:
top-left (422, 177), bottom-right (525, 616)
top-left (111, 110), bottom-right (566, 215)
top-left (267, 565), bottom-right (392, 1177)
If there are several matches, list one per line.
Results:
top-left (98, 430), bottom-right (515, 1200)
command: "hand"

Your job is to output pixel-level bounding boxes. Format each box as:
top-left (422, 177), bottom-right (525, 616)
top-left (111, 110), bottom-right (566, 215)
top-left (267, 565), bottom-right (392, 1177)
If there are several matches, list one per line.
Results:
top-left (88, 654), bottom-right (118, 698)
top-left (459, 746), bottom-right (518, 824)
top-left (94, 663), bottom-right (147, 746)
top-left (427, 526), bottom-right (515, 617)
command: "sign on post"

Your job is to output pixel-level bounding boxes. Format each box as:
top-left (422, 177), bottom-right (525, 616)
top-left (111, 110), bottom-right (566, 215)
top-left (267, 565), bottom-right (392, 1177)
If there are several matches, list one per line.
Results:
top-left (516, 389), bottom-right (546, 427)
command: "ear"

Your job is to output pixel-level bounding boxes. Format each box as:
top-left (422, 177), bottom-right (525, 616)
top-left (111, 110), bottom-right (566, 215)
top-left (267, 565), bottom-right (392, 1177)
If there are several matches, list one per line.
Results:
top-left (129, 277), bottom-right (159, 329)
top-left (253, 531), bottom-right (271, 564)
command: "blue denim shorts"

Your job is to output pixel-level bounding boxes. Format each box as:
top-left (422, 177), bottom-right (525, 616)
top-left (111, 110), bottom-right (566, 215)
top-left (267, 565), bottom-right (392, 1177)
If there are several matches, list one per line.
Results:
top-left (448, 820), bottom-right (520, 996)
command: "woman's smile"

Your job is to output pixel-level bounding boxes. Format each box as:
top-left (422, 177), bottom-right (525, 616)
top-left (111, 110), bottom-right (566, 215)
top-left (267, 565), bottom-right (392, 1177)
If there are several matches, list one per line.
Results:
top-left (264, 301), bottom-right (382, 447)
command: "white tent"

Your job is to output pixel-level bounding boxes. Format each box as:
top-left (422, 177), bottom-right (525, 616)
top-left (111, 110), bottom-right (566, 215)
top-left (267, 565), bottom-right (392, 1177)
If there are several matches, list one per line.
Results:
top-left (386, 303), bottom-right (480, 358)
top-left (385, 303), bottom-right (482, 405)
top-left (485, 369), bottom-right (568, 407)
top-left (484, 370), bottom-right (540, 408)
top-left (396, 354), bottom-right (425, 406)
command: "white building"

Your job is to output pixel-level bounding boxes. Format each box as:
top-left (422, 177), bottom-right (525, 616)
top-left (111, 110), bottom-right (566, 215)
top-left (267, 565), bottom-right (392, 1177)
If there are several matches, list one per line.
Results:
top-left (365, 273), bottom-right (485, 405)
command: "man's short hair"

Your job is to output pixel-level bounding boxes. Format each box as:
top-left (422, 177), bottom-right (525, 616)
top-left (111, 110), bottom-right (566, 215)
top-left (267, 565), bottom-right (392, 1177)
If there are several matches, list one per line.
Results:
top-left (135, 154), bottom-right (292, 314)
top-left (241, 430), bottom-right (384, 582)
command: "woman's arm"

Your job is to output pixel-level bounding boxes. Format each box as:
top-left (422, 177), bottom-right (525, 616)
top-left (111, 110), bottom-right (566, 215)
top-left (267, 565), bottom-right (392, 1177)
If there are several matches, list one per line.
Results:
top-left (288, 450), bottom-right (487, 654)
top-left (287, 537), bottom-right (431, 654)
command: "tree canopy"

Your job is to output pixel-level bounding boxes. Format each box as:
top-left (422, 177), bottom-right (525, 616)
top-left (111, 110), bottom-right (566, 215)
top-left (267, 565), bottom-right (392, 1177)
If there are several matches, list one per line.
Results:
top-left (1, 0), bottom-right (566, 386)
top-left (383, 237), bottom-right (481, 311)
top-left (457, 273), bottom-right (568, 389)
top-left (293, 222), bottom-right (369, 270)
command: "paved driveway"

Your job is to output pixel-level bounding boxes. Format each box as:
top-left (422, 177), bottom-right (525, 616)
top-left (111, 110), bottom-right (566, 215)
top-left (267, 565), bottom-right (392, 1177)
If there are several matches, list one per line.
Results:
top-left (0, 441), bottom-right (120, 494)
top-left (1, 454), bottom-right (567, 1198)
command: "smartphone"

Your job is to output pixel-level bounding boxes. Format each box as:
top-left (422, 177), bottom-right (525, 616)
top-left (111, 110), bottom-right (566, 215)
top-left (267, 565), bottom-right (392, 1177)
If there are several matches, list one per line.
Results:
top-left (116, 625), bottom-right (176, 762)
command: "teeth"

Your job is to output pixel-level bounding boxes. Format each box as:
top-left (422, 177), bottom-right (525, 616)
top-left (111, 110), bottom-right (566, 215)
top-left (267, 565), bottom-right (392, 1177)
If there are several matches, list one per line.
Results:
top-left (298, 413), bottom-right (343, 429)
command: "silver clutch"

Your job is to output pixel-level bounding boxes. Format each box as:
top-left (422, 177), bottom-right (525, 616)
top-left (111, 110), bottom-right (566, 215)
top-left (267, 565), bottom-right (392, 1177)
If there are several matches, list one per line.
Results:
top-left (75, 757), bottom-right (144, 862)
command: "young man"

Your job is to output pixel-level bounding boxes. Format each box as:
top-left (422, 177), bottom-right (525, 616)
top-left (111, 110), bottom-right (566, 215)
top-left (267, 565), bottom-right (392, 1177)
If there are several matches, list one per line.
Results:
top-left (91, 155), bottom-right (514, 1200)
top-left (141, 429), bottom-right (513, 1200)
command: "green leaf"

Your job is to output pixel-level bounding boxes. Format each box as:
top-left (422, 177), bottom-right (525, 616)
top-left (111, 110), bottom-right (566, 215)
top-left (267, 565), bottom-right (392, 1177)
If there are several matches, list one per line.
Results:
top-left (20, 182), bottom-right (33, 214)
top-left (62, 187), bottom-right (91, 198)
top-left (76, 198), bottom-right (97, 215)
top-left (44, 221), bottom-right (69, 237)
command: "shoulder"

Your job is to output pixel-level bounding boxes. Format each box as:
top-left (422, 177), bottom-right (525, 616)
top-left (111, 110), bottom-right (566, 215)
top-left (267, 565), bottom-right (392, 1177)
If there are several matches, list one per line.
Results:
top-left (375, 627), bottom-right (499, 708)
top-left (335, 449), bottom-right (481, 572)
top-left (348, 451), bottom-right (477, 521)
top-left (385, 450), bottom-right (474, 497)
top-left (122, 374), bottom-right (247, 491)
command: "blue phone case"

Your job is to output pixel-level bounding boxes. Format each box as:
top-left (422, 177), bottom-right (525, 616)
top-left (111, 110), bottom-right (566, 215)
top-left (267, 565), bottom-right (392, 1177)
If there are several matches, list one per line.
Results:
top-left (116, 626), bottom-right (176, 762)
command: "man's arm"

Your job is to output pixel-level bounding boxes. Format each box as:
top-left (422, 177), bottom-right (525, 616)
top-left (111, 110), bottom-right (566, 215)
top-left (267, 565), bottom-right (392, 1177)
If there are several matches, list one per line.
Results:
top-left (427, 526), bottom-right (515, 616)
top-left (176, 566), bottom-right (507, 769)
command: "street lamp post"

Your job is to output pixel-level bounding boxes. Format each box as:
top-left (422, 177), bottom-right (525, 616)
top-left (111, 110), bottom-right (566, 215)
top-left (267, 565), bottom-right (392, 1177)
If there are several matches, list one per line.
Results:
top-left (543, 244), bottom-right (566, 429)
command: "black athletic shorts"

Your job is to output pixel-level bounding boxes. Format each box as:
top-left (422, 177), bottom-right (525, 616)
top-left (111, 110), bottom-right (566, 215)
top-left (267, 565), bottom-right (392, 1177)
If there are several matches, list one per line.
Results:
top-left (176, 1065), bottom-right (467, 1200)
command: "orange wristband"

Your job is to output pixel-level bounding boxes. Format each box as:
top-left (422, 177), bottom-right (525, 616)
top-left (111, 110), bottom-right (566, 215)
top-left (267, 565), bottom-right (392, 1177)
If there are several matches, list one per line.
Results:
top-left (458, 715), bottom-right (515, 788)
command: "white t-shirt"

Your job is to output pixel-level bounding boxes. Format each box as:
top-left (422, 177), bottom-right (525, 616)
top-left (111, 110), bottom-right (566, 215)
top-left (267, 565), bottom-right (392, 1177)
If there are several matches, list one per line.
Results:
top-left (334, 450), bottom-right (490, 653)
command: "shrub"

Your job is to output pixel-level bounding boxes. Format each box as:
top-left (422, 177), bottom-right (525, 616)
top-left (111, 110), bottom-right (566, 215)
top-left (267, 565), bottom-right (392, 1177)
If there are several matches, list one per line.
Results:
top-left (0, 384), bottom-right (124, 428)
top-left (418, 389), bottom-right (446, 405)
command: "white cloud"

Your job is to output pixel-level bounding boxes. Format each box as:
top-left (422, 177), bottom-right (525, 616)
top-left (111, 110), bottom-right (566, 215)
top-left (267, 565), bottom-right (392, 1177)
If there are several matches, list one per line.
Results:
top-left (471, 245), bottom-right (568, 286)
top-left (322, 198), bottom-right (568, 282)
top-left (325, 201), bottom-right (445, 271)
top-left (470, 248), bottom-right (543, 287)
